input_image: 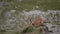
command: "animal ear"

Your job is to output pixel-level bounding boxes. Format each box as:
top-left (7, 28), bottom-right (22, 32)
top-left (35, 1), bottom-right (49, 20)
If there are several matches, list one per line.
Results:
top-left (32, 22), bottom-right (34, 25)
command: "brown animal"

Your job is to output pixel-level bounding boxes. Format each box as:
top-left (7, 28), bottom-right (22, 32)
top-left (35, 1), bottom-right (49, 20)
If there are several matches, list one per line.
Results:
top-left (32, 17), bottom-right (42, 25)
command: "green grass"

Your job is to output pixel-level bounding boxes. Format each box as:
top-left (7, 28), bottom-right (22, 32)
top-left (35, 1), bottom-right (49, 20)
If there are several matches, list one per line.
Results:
top-left (0, 30), bottom-right (6, 32)
top-left (0, 0), bottom-right (60, 12)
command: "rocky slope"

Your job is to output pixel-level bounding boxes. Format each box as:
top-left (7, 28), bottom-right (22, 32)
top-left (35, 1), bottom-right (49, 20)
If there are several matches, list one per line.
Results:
top-left (0, 10), bottom-right (60, 34)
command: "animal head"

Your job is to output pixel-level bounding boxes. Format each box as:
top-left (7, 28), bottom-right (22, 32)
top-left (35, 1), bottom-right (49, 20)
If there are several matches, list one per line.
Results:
top-left (32, 17), bottom-right (42, 25)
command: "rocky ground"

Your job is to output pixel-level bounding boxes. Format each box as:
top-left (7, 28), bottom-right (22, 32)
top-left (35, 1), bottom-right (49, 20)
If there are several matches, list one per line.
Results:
top-left (0, 10), bottom-right (60, 34)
